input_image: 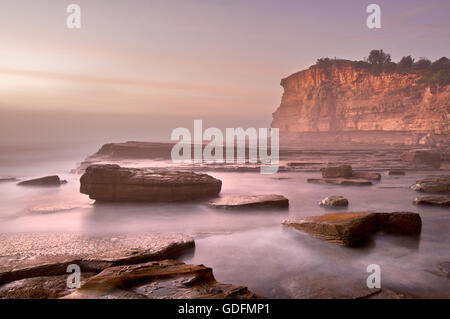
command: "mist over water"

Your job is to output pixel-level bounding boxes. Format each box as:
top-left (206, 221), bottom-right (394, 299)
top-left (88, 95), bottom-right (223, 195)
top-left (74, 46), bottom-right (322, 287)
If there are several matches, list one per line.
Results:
top-left (0, 141), bottom-right (449, 298)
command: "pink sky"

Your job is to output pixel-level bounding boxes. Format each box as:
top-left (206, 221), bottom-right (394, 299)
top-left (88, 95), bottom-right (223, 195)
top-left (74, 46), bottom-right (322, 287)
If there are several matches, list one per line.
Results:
top-left (1, 0), bottom-right (449, 117)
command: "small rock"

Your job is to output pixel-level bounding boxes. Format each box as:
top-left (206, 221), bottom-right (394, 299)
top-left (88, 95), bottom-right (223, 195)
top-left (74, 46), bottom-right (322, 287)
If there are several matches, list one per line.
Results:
top-left (385, 170), bottom-right (405, 176)
top-left (17, 176), bottom-right (66, 187)
top-left (307, 178), bottom-right (372, 186)
top-left (0, 177), bottom-right (18, 183)
top-left (319, 196), bottom-right (349, 207)
top-left (413, 195), bottom-right (450, 207)
top-left (206, 194), bottom-right (289, 209)
top-left (282, 212), bottom-right (421, 246)
top-left (321, 165), bottom-right (353, 178)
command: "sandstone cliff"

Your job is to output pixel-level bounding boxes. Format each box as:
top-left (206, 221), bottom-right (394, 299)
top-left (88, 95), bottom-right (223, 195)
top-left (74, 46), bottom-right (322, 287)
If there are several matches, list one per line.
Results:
top-left (271, 60), bottom-right (449, 147)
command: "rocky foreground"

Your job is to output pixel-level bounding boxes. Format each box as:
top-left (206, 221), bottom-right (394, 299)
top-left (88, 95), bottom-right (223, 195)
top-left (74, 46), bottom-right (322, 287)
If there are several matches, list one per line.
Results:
top-left (0, 233), bottom-right (259, 299)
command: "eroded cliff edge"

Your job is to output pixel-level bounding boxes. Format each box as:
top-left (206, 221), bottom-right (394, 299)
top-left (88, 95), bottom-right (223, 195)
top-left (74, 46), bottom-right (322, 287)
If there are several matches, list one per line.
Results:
top-left (271, 60), bottom-right (449, 147)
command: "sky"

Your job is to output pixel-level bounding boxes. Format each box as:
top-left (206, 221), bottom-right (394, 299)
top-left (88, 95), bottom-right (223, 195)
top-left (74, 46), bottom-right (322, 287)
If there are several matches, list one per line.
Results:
top-left (0, 0), bottom-right (449, 147)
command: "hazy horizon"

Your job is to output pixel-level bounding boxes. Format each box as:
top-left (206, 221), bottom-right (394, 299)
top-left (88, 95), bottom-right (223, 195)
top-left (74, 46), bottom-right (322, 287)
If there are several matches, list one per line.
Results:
top-left (1, 0), bottom-right (450, 150)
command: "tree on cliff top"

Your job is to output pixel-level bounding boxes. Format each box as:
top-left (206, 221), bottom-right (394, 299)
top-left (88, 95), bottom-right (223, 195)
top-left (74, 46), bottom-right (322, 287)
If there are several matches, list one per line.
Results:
top-left (398, 56), bottom-right (414, 69)
top-left (366, 49), bottom-right (391, 65)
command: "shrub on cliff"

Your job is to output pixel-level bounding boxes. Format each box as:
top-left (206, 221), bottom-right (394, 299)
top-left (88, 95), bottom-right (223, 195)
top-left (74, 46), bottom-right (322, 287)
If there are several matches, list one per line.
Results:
top-left (366, 49), bottom-right (391, 65)
top-left (413, 58), bottom-right (432, 70)
top-left (431, 57), bottom-right (450, 71)
top-left (398, 56), bottom-right (414, 70)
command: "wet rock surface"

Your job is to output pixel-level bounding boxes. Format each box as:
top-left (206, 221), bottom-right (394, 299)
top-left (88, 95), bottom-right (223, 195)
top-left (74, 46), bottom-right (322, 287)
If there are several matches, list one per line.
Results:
top-left (66, 260), bottom-right (260, 299)
top-left (206, 195), bottom-right (289, 209)
top-left (414, 195), bottom-right (450, 207)
top-left (0, 233), bottom-right (194, 284)
top-left (307, 178), bottom-right (372, 186)
top-left (319, 196), bottom-right (349, 207)
top-left (411, 176), bottom-right (450, 193)
top-left (80, 164), bottom-right (222, 202)
top-left (0, 273), bottom-right (95, 299)
top-left (17, 175), bottom-right (66, 187)
top-left (0, 233), bottom-right (261, 299)
top-left (282, 212), bottom-right (422, 246)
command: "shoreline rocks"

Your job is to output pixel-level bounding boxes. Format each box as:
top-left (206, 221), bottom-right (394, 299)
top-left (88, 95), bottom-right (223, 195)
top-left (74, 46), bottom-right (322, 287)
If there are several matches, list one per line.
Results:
top-left (414, 195), bottom-right (450, 207)
top-left (17, 176), bottom-right (66, 187)
top-left (0, 233), bottom-right (260, 299)
top-left (206, 195), bottom-right (289, 209)
top-left (319, 196), bottom-right (349, 207)
top-left (80, 164), bottom-right (222, 202)
top-left (283, 212), bottom-right (422, 246)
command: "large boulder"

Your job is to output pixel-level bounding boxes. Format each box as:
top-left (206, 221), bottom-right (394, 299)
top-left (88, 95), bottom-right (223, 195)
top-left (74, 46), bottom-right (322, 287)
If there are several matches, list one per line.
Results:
top-left (411, 176), bottom-right (450, 193)
top-left (400, 149), bottom-right (441, 168)
top-left (206, 194), bottom-right (289, 209)
top-left (282, 212), bottom-right (421, 246)
top-left (80, 164), bottom-right (222, 202)
top-left (319, 196), bottom-right (349, 207)
top-left (321, 165), bottom-right (353, 178)
top-left (17, 175), bottom-right (66, 187)
top-left (413, 195), bottom-right (450, 207)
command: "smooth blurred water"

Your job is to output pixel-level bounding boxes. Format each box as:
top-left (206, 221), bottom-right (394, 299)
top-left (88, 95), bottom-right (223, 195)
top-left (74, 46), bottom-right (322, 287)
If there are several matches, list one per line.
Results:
top-left (0, 152), bottom-right (449, 298)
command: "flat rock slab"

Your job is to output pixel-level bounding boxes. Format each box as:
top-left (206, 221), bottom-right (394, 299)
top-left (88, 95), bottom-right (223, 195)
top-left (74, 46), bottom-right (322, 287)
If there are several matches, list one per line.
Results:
top-left (414, 195), bottom-right (450, 207)
top-left (411, 176), bottom-right (450, 193)
top-left (307, 178), bottom-right (372, 186)
top-left (206, 195), bottom-right (289, 209)
top-left (0, 233), bottom-right (194, 284)
top-left (17, 175), bottom-right (66, 187)
top-left (283, 212), bottom-right (421, 246)
top-left (0, 177), bottom-right (18, 182)
top-left (65, 260), bottom-right (260, 299)
top-left (319, 196), bottom-right (349, 207)
top-left (80, 164), bottom-right (222, 202)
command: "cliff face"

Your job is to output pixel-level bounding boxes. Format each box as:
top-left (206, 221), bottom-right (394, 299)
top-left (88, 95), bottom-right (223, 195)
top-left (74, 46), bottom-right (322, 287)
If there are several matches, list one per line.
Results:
top-left (271, 61), bottom-right (449, 147)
